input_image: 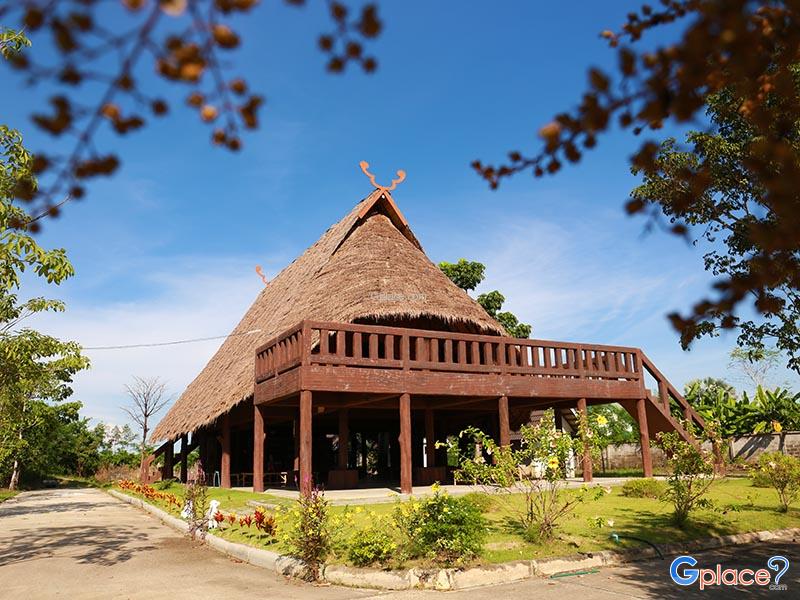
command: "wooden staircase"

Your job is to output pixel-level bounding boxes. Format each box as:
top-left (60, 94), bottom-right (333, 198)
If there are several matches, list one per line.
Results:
top-left (526, 351), bottom-right (706, 449)
top-left (634, 352), bottom-right (706, 447)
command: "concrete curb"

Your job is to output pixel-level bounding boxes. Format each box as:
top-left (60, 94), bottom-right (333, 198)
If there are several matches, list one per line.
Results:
top-left (107, 490), bottom-right (799, 591)
top-left (108, 490), bottom-right (308, 579)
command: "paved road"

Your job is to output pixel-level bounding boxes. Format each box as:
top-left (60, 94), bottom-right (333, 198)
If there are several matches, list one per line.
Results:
top-left (0, 488), bottom-right (797, 599)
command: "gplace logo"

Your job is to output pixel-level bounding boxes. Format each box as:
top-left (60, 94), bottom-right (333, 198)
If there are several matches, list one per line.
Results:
top-left (670, 555), bottom-right (790, 591)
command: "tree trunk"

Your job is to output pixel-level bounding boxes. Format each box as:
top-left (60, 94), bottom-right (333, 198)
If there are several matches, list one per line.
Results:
top-left (138, 422), bottom-right (148, 482)
top-left (9, 458), bottom-right (20, 491)
top-left (9, 426), bottom-right (23, 490)
top-left (141, 423), bottom-right (148, 465)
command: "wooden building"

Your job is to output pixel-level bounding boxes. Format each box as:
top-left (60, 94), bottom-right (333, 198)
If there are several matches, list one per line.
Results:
top-left (150, 188), bottom-right (706, 494)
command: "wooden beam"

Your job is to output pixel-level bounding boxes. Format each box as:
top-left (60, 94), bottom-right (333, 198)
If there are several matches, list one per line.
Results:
top-left (221, 413), bottom-right (231, 489)
top-left (433, 395), bottom-right (497, 410)
top-left (338, 408), bottom-right (349, 469)
top-left (425, 408), bottom-right (435, 468)
top-left (577, 398), bottom-right (592, 482)
top-left (399, 393), bottom-right (412, 494)
top-left (343, 393), bottom-right (401, 409)
top-left (299, 390), bottom-right (313, 496)
top-left (295, 366), bottom-right (643, 401)
top-left (498, 395), bottom-right (510, 447)
top-left (636, 397), bottom-right (653, 477)
top-left (253, 404), bottom-right (265, 492)
top-left (179, 434), bottom-right (188, 484)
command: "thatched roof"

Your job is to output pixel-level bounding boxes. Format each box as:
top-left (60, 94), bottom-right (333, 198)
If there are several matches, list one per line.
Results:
top-left (151, 189), bottom-right (504, 441)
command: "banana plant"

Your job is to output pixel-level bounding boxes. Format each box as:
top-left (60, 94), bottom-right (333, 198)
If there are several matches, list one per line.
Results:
top-left (684, 379), bottom-right (745, 438)
top-left (736, 387), bottom-right (800, 434)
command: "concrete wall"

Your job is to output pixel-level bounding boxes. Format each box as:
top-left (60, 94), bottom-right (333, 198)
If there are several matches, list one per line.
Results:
top-left (600, 431), bottom-right (800, 471)
top-left (599, 444), bottom-right (667, 471)
top-left (729, 431), bottom-right (800, 462)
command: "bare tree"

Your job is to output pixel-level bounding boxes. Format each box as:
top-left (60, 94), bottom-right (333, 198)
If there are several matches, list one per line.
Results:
top-left (122, 376), bottom-right (170, 473)
top-left (728, 347), bottom-right (783, 391)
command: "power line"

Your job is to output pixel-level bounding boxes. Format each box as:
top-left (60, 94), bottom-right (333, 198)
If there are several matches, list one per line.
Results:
top-left (83, 328), bottom-right (262, 350)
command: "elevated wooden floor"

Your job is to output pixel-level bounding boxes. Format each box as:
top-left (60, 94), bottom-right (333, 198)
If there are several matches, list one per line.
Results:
top-left (249, 321), bottom-right (707, 494)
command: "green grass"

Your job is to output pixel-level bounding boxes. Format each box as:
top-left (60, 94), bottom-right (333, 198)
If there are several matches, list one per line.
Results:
top-left (146, 480), bottom-right (294, 511)
top-left (476, 478), bottom-right (799, 563)
top-left (0, 488), bottom-right (19, 503)
top-left (593, 467), bottom-right (670, 477)
top-left (114, 478), bottom-right (800, 567)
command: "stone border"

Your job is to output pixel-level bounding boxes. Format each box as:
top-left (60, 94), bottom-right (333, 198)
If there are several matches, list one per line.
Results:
top-left (108, 490), bottom-right (799, 591)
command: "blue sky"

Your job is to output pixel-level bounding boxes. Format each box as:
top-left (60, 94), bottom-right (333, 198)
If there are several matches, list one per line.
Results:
top-left (3, 1), bottom-right (797, 425)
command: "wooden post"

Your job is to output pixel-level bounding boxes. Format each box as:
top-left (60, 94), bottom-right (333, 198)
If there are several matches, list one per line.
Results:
top-left (425, 408), bottom-right (435, 468)
top-left (658, 379), bottom-right (669, 411)
top-left (163, 442), bottom-right (174, 481)
top-left (577, 398), bottom-right (593, 482)
top-left (198, 431), bottom-right (208, 475)
top-left (299, 390), bottom-right (313, 496)
top-left (293, 419), bottom-right (300, 472)
top-left (399, 393), bottom-right (412, 494)
top-left (253, 403), bottom-right (265, 492)
top-left (636, 398), bottom-right (654, 477)
top-left (498, 395), bottom-right (510, 447)
top-left (338, 408), bottom-right (349, 469)
top-left (179, 433), bottom-right (188, 484)
top-left (221, 413), bottom-right (231, 489)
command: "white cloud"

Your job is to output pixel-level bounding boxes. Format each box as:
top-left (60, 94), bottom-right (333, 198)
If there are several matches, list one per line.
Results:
top-left (468, 216), bottom-right (687, 343)
top-left (27, 256), bottom-right (274, 425)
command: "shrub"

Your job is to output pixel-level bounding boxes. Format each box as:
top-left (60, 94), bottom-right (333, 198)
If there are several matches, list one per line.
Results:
top-left (283, 487), bottom-right (340, 580)
top-left (750, 468), bottom-right (772, 488)
top-left (462, 491), bottom-right (494, 512)
top-left (620, 478), bottom-right (666, 499)
top-left (182, 465), bottom-right (210, 539)
top-left (752, 452), bottom-right (800, 512)
top-left (393, 484), bottom-right (486, 567)
top-left (347, 526), bottom-right (397, 567)
top-left (453, 409), bottom-right (606, 540)
top-left (656, 432), bottom-right (715, 527)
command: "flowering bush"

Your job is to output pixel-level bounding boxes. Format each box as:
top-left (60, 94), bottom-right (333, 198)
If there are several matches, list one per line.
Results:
top-left (281, 487), bottom-right (346, 580)
top-left (453, 409), bottom-right (605, 541)
top-left (118, 479), bottom-right (182, 510)
top-left (752, 452), bottom-right (800, 512)
top-left (217, 506), bottom-right (278, 537)
top-left (253, 506), bottom-right (277, 535)
top-left (347, 526), bottom-right (397, 567)
top-left (656, 431), bottom-right (716, 527)
top-left (393, 484), bottom-right (486, 567)
top-left (182, 465), bottom-right (210, 539)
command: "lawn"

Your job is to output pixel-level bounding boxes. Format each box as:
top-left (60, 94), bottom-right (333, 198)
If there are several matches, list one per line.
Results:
top-left (143, 480), bottom-right (295, 511)
top-left (0, 488), bottom-right (19, 503)
top-left (113, 477), bottom-right (800, 567)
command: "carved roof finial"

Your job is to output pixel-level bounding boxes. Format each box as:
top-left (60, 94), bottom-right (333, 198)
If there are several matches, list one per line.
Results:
top-left (359, 160), bottom-right (406, 192)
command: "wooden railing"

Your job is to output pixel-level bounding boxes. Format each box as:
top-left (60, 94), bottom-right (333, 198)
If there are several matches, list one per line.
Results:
top-left (640, 353), bottom-right (706, 431)
top-left (255, 320), bottom-right (644, 385)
